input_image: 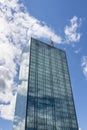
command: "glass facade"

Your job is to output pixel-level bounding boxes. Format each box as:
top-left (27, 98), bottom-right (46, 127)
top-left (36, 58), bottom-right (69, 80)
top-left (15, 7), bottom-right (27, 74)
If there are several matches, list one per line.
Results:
top-left (13, 38), bottom-right (78, 130)
top-left (13, 44), bottom-right (30, 130)
top-left (26, 38), bottom-right (78, 130)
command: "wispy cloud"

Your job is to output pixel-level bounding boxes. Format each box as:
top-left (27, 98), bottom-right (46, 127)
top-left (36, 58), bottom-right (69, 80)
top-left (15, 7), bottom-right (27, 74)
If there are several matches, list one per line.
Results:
top-left (81, 56), bottom-right (87, 79)
top-left (0, 0), bottom-right (82, 121)
top-left (79, 128), bottom-right (82, 130)
top-left (74, 48), bottom-right (81, 54)
top-left (64, 16), bottom-right (82, 43)
top-left (0, 0), bottom-right (62, 120)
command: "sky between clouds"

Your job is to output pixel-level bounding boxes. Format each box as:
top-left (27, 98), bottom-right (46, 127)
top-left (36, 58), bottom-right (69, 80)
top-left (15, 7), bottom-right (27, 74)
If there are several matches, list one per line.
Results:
top-left (0, 0), bottom-right (87, 125)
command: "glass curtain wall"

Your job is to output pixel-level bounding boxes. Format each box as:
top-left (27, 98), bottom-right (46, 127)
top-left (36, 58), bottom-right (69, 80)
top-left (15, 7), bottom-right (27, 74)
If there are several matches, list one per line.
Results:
top-left (26, 38), bottom-right (78, 130)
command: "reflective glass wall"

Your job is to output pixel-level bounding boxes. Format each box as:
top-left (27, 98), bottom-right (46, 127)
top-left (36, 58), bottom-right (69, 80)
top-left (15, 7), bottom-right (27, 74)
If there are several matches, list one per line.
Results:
top-left (26, 38), bottom-right (78, 130)
top-left (13, 44), bottom-right (30, 130)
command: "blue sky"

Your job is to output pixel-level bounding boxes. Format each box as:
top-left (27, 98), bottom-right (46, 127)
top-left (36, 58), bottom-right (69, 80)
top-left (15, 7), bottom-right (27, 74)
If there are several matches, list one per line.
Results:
top-left (0, 0), bottom-right (87, 130)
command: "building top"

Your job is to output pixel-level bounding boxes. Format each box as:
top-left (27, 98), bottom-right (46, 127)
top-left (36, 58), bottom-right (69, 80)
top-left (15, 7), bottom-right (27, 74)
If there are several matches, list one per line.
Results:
top-left (31, 37), bottom-right (66, 54)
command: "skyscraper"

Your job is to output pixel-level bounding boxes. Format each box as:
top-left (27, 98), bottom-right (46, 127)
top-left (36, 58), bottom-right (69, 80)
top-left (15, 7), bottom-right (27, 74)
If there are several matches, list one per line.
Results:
top-left (13, 38), bottom-right (78, 130)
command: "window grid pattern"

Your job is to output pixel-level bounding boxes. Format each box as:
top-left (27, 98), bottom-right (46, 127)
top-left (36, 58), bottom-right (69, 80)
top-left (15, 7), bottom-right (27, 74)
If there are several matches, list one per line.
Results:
top-left (26, 39), bottom-right (78, 130)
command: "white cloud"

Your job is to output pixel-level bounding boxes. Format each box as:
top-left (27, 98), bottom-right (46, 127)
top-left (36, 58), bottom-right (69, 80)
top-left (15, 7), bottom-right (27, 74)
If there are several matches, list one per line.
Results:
top-left (79, 128), bottom-right (82, 130)
top-left (0, 0), bottom-right (82, 121)
top-left (64, 16), bottom-right (82, 43)
top-left (0, 94), bottom-right (16, 120)
top-left (81, 56), bottom-right (87, 79)
top-left (74, 48), bottom-right (81, 54)
top-left (0, 0), bottom-right (62, 121)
